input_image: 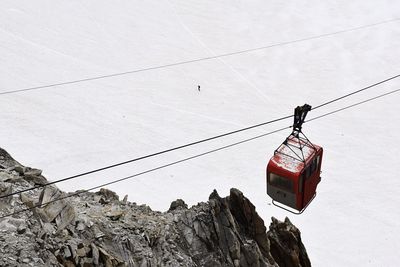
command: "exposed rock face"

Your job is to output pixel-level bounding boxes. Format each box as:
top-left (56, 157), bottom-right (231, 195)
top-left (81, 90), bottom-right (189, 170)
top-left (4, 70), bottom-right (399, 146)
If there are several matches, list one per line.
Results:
top-left (0, 147), bottom-right (311, 266)
top-left (267, 218), bottom-right (311, 267)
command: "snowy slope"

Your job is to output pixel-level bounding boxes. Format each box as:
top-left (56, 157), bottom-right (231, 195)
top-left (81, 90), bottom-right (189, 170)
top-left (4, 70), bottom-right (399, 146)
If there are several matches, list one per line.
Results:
top-left (1, 0), bottom-right (400, 265)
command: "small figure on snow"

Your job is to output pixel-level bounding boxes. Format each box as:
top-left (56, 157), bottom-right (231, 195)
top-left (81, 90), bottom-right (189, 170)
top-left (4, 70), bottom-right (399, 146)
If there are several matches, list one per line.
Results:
top-left (198, 85), bottom-right (200, 92)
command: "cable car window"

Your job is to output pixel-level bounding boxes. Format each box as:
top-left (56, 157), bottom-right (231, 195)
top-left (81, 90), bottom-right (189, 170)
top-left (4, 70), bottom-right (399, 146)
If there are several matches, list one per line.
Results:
top-left (299, 174), bottom-right (304, 193)
top-left (305, 157), bottom-right (318, 179)
top-left (316, 155), bottom-right (320, 167)
top-left (310, 157), bottom-right (317, 174)
top-left (269, 173), bottom-right (293, 192)
top-left (306, 166), bottom-right (311, 178)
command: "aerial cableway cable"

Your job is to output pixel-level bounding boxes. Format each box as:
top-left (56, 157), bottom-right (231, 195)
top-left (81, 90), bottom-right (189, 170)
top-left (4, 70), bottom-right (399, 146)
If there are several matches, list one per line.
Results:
top-left (1, 87), bottom-right (400, 219)
top-left (0, 126), bottom-right (291, 219)
top-left (0, 114), bottom-right (293, 200)
top-left (0, 18), bottom-right (398, 96)
top-left (307, 88), bottom-right (400, 122)
top-left (0, 89), bottom-right (400, 219)
top-left (311, 74), bottom-right (400, 110)
top-left (0, 74), bottom-right (399, 200)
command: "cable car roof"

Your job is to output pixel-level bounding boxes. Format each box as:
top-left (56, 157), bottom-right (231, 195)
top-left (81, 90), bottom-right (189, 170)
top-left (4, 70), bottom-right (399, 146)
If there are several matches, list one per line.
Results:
top-left (270, 135), bottom-right (321, 174)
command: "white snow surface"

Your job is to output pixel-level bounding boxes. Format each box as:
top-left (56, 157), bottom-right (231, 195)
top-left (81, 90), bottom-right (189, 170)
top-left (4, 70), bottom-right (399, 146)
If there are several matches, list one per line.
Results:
top-left (1, 1), bottom-right (400, 266)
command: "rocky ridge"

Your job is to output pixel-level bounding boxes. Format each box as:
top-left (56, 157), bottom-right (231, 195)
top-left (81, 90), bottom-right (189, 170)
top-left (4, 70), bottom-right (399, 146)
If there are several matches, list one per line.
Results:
top-left (0, 147), bottom-right (311, 267)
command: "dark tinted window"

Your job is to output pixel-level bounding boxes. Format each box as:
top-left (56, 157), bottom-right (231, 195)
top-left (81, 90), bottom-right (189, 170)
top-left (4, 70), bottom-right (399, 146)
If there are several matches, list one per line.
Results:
top-left (311, 157), bottom-right (317, 173)
top-left (305, 157), bottom-right (318, 179)
top-left (299, 175), bottom-right (304, 193)
top-left (269, 173), bottom-right (293, 192)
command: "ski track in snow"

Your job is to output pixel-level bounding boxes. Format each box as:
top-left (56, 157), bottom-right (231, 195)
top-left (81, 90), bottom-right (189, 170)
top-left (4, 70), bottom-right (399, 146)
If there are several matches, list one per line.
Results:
top-left (149, 100), bottom-right (244, 127)
top-left (166, 0), bottom-right (273, 106)
top-left (0, 26), bottom-right (109, 74)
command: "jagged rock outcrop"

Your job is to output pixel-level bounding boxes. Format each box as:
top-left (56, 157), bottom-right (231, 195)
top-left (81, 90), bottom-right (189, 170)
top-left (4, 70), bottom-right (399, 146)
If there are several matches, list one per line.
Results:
top-left (267, 218), bottom-right (311, 267)
top-left (0, 147), bottom-right (311, 266)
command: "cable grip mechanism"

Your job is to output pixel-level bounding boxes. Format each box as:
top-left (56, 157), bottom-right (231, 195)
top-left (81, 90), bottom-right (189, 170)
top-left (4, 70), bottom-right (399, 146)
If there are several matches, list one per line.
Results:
top-left (292, 104), bottom-right (311, 136)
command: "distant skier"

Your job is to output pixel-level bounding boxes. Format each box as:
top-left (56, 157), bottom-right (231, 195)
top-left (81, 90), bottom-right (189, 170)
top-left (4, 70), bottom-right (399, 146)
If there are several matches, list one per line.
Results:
top-left (198, 85), bottom-right (200, 92)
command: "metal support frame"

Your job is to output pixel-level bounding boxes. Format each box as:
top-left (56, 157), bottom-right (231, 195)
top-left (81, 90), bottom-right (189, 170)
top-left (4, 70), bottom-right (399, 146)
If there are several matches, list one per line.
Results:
top-left (271, 192), bottom-right (317, 215)
top-left (274, 104), bottom-right (317, 162)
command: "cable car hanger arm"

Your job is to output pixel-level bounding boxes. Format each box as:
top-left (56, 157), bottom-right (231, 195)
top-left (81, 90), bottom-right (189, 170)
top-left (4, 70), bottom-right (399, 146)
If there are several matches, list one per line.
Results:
top-left (293, 104), bottom-right (311, 134)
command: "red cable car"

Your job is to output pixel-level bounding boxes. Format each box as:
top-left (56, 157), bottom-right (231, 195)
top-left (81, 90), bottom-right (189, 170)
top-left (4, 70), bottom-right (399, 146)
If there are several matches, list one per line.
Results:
top-left (267, 104), bottom-right (323, 213)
